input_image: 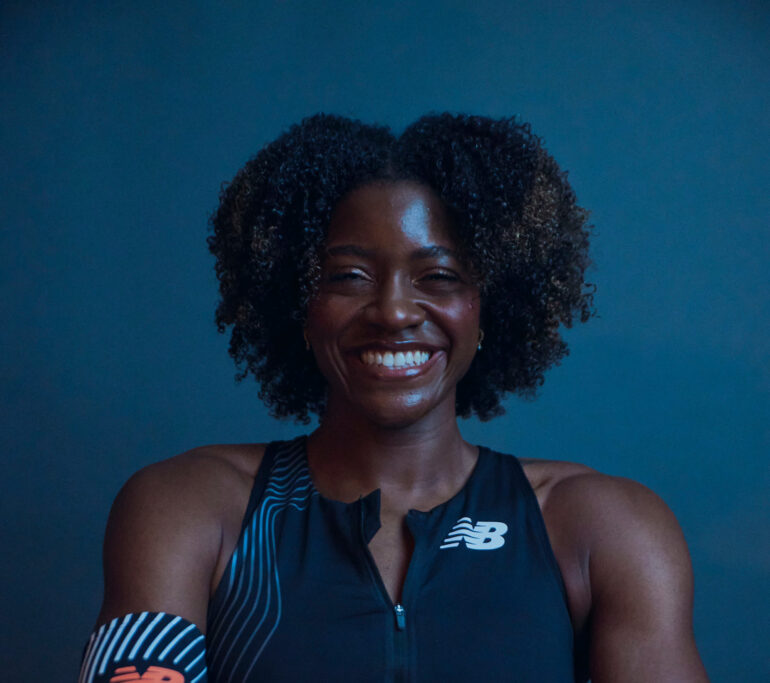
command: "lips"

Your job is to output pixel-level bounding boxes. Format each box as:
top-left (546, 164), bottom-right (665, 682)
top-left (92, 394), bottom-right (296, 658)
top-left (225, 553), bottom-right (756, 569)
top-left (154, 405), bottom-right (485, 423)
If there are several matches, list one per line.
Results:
top-left (346, 340), bottom-right (444, 380)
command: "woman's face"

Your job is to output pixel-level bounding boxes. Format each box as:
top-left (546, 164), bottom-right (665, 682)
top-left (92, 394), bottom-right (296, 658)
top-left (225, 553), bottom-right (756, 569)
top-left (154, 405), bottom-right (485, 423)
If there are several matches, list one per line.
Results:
top-left (306, 181), bottom-right (481, 428)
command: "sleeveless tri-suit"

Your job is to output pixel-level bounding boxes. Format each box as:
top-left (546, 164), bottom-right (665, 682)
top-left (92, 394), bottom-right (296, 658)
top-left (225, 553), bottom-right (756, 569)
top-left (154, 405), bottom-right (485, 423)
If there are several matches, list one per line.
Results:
top-left (79, 436), bottom-right (575, 682)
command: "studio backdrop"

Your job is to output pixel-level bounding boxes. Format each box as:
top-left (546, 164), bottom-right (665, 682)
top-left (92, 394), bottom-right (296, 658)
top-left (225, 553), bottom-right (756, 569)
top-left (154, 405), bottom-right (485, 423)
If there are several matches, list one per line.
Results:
top-left (1, 1), bottom-right (768, 680)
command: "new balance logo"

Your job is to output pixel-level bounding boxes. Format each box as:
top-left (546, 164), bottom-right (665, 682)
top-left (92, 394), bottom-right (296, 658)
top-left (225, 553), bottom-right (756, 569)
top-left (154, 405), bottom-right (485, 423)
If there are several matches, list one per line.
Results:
top-left (440, 516), bottom-right (508, 550)
top-left (110, 665), bottom-right (185, 682)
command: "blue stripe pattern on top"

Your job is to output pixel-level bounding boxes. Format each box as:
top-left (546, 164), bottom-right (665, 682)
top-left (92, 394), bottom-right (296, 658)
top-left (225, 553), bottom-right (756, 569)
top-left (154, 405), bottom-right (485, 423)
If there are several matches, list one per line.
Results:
top-left (206, 438), bottom-right (317, 682)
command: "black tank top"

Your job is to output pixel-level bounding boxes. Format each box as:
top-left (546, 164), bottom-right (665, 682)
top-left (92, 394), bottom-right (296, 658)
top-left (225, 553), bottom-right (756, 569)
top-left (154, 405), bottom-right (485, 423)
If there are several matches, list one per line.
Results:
top-left (206, 437), bottom-right (575, 682)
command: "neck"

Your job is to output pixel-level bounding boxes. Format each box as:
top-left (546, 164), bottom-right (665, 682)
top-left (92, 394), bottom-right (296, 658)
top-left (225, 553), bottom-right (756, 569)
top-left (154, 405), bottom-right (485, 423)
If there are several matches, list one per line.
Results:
top-left (307, 399), bottom-right (477, 509)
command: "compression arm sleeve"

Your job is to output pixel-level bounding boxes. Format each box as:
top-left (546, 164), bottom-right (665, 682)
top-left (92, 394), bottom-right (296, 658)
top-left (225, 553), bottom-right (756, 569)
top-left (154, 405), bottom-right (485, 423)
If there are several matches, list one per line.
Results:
top-left (78, 612), bottom-right (208, 683)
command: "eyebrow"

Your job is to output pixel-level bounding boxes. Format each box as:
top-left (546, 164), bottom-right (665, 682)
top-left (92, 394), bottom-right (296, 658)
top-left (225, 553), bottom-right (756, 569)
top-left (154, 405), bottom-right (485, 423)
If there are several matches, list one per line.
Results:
top-left (324, 244), bottom-right (461, 260)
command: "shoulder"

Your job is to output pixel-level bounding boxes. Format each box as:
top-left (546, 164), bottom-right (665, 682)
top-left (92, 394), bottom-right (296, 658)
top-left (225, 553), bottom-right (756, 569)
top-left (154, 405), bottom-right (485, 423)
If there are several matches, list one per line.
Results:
top-left (97, 443), bottom-right (267, 630)
top-left (520, 458), bottom-right (683, 551)
top-left (518, 461), bottom-right (687, 614)
top-left (109, 443), bottom-right (267, 548)
top-left (522, 460), bottom-right (706, 680)
top-left (117, 443), bottom-right (264, 499)
top-left (549, 470), bottom-right (694, 618)
top-left (524, 460), bottom-right (691, 590)
top-left (537, 464), bottom-right (689, 572)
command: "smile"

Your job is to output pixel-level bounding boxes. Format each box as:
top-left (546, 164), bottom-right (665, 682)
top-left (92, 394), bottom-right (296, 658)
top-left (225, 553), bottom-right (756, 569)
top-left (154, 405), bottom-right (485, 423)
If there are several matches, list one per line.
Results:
top-left (360, 349), bottom-right (432, 369)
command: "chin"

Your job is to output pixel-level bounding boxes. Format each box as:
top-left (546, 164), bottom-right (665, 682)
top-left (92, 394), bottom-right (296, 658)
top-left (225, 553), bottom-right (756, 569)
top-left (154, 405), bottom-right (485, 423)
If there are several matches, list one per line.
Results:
top-left (348, 391), bottom-right (450, 430)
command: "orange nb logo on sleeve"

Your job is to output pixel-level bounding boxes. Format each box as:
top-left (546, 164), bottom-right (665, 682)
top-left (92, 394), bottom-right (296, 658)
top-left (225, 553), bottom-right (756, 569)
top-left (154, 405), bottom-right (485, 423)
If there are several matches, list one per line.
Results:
top-left (109, 666), bottom-right (185, 683)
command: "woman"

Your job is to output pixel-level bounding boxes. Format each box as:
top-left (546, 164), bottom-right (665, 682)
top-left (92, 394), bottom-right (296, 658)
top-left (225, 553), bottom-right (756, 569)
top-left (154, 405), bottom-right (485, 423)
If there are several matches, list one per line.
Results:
top-left (79, 114), bottom-right (708, 682)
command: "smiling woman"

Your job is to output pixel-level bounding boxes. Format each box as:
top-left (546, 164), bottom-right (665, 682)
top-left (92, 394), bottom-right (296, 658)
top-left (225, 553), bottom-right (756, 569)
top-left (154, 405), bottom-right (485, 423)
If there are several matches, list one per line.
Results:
top-left (208, 113), bottom-right (593, 424)
top-left (307, 182), bottom-right (481, 429)
top-left (78, 114), bottom-right (708, 682)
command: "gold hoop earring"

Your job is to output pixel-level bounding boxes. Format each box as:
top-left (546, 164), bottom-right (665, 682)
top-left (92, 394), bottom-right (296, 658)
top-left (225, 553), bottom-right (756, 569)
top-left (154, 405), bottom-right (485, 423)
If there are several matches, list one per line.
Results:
top-left (477, 329), bottom-right (484, 351)
top-left (303, 330), bottom-right (310, 351)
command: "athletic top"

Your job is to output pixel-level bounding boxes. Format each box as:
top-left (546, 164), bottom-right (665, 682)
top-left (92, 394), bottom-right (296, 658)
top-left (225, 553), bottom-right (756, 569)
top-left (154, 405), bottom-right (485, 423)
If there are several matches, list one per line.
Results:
top-left (205, 436), bottom-right (575, 682)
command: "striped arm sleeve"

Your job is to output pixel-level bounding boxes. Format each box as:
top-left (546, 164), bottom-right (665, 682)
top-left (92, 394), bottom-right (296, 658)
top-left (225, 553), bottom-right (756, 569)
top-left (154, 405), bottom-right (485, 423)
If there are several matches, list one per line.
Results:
top-left (78, 612), bottom-right (208, 683)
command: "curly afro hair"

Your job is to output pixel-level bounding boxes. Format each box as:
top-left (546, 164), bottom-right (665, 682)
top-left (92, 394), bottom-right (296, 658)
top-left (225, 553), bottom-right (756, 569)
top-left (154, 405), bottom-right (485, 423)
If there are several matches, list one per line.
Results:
top-left (208, 113), bottom-right (594, 423)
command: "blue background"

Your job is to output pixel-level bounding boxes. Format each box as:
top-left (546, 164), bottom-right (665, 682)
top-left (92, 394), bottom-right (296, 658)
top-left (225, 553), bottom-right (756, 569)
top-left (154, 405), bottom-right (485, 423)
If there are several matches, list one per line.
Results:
top-left (1, 1), bottom-right (768, 679)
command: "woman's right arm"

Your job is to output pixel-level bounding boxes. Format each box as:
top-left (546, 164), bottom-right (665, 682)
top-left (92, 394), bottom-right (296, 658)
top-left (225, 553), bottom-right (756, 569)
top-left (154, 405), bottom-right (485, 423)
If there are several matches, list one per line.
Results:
top-left (79, 452), bottom-right (229, 683)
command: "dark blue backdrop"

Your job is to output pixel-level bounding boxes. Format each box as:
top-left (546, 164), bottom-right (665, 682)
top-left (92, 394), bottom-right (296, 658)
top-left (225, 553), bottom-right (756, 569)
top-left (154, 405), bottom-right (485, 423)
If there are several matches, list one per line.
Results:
top-left (1, 1), bottom-right (768, 680)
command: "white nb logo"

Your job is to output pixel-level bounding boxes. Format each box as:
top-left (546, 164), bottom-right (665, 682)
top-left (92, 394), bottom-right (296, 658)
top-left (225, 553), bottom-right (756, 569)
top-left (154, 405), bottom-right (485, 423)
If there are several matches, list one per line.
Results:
top-left (439, 516), bottom-right (508, 550)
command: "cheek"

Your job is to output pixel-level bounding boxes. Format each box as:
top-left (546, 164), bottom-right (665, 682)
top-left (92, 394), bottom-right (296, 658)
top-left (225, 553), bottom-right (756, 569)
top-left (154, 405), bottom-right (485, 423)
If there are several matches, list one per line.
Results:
top-left (446, 293), bottom-right (481, 330)
top-left (305, 297), bottom-right (358, 383)
top-left (304, 307), bottom-right (339, 383)
top-left (425, 297), bottom-right (480, 361)
top-left (467, 297), bottom-right (480, 322)
top-left (306, 297), bottom-right (347, 338)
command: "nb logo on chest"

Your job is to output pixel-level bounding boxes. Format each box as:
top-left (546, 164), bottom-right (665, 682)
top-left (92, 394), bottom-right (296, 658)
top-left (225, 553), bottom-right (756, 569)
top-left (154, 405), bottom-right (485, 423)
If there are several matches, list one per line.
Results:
top-left (439, 516), bottom-right (508, 550)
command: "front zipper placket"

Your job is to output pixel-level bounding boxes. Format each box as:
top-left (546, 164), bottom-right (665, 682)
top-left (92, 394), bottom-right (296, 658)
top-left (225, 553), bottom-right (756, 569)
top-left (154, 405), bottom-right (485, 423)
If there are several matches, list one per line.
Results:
top-left (358, 497), bottom-right (414, 683)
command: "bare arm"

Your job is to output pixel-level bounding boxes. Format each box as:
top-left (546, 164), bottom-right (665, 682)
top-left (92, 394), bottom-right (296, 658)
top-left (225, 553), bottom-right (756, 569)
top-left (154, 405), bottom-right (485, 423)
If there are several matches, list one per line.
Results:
top-left (584, 476), bottom-right (709, 682)
top-left (80, 447), bottom-right (262, 682)
top-left (96, 452), bottom-right (225, 630)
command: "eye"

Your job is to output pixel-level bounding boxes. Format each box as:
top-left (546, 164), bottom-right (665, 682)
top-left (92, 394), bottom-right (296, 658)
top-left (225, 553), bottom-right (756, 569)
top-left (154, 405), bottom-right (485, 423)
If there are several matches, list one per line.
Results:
top-left (328, 271), bottom-right (365, 282)
top-left (323, 268), bottom-right (373, 292)
top-left (422, 271), bottom-right (460, 282)
top-left (416, 269), bottom-right (466, 294)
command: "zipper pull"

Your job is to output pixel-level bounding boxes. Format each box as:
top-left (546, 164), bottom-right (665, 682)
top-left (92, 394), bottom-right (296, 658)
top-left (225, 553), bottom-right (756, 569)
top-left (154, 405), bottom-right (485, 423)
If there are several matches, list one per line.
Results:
top-left (394, 603), bottom-right (406, 631)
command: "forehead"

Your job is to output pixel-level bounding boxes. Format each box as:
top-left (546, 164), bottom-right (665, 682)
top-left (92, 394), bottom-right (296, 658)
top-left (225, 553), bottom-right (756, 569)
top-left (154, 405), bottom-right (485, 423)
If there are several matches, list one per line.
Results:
top-left (326, 181), bottom-right (457, 249)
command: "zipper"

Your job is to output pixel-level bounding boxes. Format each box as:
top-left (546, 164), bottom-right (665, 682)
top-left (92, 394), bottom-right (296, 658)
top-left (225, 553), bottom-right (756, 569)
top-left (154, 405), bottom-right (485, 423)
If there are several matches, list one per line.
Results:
top-left (359, 499), bottom-right (411, 681)
top-left (393, 603), bottom-right (408, 682)
top-left (394, 603), bottom-right (406, 630)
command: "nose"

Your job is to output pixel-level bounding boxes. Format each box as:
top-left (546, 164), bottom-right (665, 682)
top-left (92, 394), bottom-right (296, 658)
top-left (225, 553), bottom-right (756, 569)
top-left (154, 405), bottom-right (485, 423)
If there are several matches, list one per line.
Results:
top-left (363, 277), bottom-right (425, 331)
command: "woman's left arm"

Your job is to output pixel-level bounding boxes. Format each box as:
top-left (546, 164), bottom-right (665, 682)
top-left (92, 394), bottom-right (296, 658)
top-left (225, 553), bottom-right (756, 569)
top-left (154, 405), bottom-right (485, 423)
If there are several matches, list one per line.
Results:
top-left (583, 476), bottom-right (709, 682)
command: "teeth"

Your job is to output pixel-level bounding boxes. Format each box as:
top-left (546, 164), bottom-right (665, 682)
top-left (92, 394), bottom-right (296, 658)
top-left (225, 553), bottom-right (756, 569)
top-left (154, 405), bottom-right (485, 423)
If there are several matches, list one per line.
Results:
top-left (360, 350), bottom-right (431, 369)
